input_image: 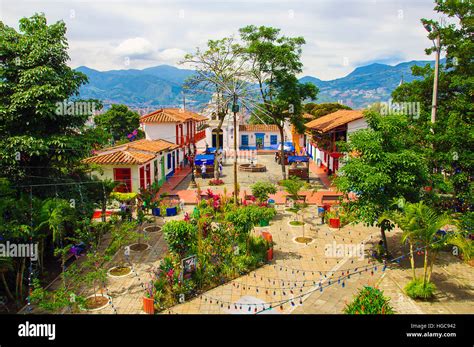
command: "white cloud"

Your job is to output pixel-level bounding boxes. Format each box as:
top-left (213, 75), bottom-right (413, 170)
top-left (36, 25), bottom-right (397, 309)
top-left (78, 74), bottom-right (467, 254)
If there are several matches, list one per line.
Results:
top-left (0, 0), bottom-right (441, 79)
top-left (114, 37), bottom-right (155, 58)
top-left (157, 48), bottom-right (188, 64)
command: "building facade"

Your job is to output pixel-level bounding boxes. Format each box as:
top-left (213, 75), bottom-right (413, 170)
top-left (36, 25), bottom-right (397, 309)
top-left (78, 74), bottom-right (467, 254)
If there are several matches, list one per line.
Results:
top-left (140, 108), bottom-right (207, 166)
top-left (305, 110), bottom-right (368, 174)
top-left (83, 139), bottom-right (179, 193)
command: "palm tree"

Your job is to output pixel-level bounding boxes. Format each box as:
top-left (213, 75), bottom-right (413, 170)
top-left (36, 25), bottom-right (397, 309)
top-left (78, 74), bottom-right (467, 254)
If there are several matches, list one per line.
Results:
top-left (383, 199), bottom-right (420, 280)
top-left (38, 199), bottom-right (76, 286)
top-left (387, 201), bottom-right (451, 288)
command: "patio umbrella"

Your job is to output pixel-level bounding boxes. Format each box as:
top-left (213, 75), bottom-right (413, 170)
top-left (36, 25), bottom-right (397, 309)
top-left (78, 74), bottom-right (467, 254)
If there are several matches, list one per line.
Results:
top-left (276, 142), bottom-right (295, 152)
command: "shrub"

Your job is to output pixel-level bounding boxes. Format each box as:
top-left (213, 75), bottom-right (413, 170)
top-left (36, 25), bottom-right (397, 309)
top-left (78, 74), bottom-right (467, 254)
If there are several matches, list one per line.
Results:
top-left (110, 192), bottom-right (137, 202)
top-left (405, 278), bottom-right (436, 300)
top-left (344, 286), bottom-right (395, 314)
top-left (251, 182), bottom-right (277, 203)
top-left (162, 220), bottom-right (197, 256)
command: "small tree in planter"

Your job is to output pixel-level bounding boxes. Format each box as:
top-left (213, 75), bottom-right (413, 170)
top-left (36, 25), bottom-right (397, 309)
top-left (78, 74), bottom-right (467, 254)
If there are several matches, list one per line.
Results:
top-left (344, 286), bottom-right (395, 314)
top-left (106, 220), bottom-right (141, 274)
top-left (251, 181), bottom-right (277, 204)
top-left (30, 264), bottom-right (85, 313)
top-left (81, 253), bottom-right (108, 310)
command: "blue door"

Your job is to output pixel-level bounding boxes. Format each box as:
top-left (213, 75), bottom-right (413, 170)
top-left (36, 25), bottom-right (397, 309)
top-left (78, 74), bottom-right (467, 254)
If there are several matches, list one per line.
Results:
top-left (255, 133), bottom-right (265, 149)
top-left (241, 134), bottom-right (249, 147)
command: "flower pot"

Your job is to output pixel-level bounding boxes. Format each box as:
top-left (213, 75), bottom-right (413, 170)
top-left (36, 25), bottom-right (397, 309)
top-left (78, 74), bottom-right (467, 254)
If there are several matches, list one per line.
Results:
top-left (143, 296), bottom-right (155, 314)
top-left (152, 207), bottom-right (161, 216)
top-left (329, 218), bottom-right (340, 229)
top-left (166, 206), bottom-right (177, 216)
top-left (259, 219), bottom-right (269, 227)
top-left (266, 248), bottom-right (273, 261)
top-left (261, 231), bottom-right (273, 243)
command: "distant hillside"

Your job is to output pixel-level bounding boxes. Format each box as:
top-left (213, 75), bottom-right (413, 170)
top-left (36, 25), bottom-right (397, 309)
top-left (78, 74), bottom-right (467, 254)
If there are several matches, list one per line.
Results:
top-left (77, 59), bottom-right (441, 111)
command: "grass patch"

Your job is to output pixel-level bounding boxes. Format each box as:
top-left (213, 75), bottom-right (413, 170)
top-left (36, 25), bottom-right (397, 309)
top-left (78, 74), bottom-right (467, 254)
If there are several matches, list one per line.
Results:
top-left (289, 220), bottom-right (305, 226)
top-left (405, 278), bottom-right (436, 300)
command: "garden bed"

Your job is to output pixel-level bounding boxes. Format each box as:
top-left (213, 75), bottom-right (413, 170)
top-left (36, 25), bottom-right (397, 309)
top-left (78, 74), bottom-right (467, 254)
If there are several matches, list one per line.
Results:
top-left (107, 266), bottom-right (132, 278)
top-left (144, 225), bottom-right (162, 233)
top-left (81, 294), bottom-right (110, 311)
top-left (293, 236), bottom-right (314, 244)
top-left (129, 243), bottom-right (151, 252)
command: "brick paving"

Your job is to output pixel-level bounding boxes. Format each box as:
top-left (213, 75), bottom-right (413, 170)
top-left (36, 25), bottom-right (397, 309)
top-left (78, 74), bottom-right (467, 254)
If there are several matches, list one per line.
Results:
top-left (87, 207), bottom-right (473, 314)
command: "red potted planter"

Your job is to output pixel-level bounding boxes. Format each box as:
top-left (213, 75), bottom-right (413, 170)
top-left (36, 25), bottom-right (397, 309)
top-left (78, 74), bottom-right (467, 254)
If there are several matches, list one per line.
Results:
top-left (329, 218), bottom-right (340, 229)
top-left (143, 296), bottom-right (155, 314)
top-left (266, 248), bottom-right (273, 261)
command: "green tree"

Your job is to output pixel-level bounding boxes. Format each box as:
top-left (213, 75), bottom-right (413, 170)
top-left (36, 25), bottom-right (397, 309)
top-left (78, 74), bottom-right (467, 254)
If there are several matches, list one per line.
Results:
top-left (304, 102), bottom-right (352, 119)
top-left (392, 0), bottom-right (473, 211)
top-left (0, 14), bottom-right (101, 185)
top-left (239, 25), bottom-right (318, 179)
top-left (182, 37), bottom-right (244, 179)
top-left (94, 104), bottom-right (143, 143)
top-left (335, 111), bottom-right (429, 257)
top-left (250, 181), bottom-right (277, 203)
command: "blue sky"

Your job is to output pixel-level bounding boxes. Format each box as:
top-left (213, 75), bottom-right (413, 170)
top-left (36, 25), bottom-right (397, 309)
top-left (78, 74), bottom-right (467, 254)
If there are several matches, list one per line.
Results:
top-left (0, 0), bottom-right (442, 80)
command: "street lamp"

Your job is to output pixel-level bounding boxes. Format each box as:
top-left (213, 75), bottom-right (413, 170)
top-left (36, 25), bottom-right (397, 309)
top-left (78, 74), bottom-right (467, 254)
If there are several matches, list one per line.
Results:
top-left (423, 22), bottom-right (441, 130)
top-left (232, 94), bottom-right (239, 205)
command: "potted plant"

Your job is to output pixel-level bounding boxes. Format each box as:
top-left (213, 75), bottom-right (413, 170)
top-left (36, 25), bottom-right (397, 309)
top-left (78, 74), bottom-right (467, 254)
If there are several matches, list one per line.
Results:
top-left (151, 200), bottom-right (161, 216)
top-left (143, 281), bottom-right (155, 314)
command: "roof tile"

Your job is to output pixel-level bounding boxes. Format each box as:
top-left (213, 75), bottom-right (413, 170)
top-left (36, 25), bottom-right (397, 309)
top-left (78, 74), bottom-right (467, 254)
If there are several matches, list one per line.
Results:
top-left (305, 110), bottom-right (364, 133)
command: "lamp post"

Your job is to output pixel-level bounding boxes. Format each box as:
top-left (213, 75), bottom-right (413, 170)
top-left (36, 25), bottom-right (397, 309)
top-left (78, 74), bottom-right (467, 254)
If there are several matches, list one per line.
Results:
top-left (424, 22), bottom-right (441, 131)
top-left (232, 94), bottom-right (239, 205)
top-left (189, 145), bottom-right (197, 188)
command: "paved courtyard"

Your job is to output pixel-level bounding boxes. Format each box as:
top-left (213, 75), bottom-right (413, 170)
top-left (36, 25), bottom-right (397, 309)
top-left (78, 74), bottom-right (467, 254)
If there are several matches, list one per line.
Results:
top-left (88, 205), bottom-right (474, 315)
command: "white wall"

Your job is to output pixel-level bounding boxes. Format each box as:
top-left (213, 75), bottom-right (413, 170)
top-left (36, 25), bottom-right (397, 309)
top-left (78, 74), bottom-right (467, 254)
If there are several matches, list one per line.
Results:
top-left (347, 118), bottom-right (368, 134)
top-left (92, 164), bottom-right (141, 193)
top-left (143, 123), bottom-right (176, 143)
top-left (239, 131), bottom-right (280, 148)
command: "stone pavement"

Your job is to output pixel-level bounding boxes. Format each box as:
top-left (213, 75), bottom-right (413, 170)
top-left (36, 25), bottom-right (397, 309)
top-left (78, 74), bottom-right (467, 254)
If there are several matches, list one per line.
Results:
top-left (82, 205), bottom-right (473, 315)
top-left (162, 205), bottom-right (383, 314)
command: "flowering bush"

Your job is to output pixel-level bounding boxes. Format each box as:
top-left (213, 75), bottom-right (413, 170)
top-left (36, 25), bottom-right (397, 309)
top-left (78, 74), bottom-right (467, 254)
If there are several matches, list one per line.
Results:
top-left (344, 286), bottom-right (394, 314)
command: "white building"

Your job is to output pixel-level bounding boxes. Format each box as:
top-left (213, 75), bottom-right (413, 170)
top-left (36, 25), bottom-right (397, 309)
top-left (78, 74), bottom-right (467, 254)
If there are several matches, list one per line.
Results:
top-left (83, 139), bottom-right (179, 193)
top-left (140, 108), bottom-right (207, 165)
top-left (305, 110), bottom-right (368, 173)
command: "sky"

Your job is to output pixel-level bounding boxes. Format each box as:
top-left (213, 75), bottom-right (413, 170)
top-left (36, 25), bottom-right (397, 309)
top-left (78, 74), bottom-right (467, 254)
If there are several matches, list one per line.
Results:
top-left (0, 0), bottom-right (443, 80)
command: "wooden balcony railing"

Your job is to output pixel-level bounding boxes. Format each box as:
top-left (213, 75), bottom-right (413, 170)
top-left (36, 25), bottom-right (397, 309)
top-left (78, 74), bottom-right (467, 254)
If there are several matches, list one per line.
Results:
top-left (194, 130), bottom-right (206, 142)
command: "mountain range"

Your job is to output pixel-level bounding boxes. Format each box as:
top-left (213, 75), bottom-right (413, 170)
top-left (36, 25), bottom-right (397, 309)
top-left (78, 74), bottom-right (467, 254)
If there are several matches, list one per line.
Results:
top-left (76, 59), bottom-right (440, 112)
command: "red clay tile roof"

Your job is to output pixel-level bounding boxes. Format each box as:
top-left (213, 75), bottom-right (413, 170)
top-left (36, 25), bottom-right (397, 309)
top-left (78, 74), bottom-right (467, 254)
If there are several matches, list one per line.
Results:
top-left (83, 150), bottom-right (155, 165)
top-left (140, 108), bottom-right (207, 123)
top-left (83, 139), bottom-right (178, 165)
top-left (305, 110), bottom-right (364, 133)
top-left (239, 124), bottom-right (279, 132)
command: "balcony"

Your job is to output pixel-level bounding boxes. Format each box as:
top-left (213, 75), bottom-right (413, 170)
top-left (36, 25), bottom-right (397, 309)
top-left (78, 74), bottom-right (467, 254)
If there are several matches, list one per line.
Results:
top-left (194, 130), bottom-right (206, 142)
